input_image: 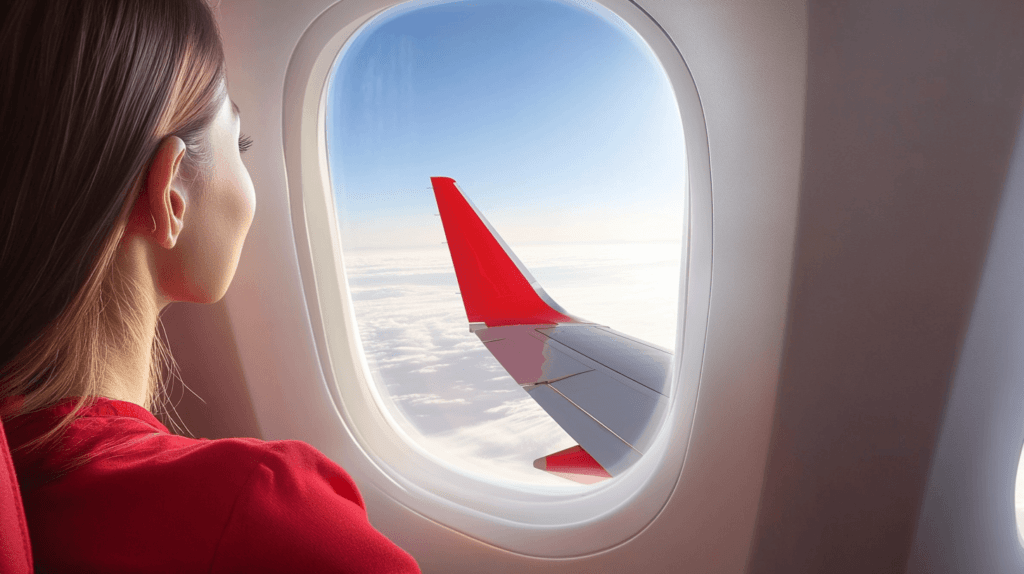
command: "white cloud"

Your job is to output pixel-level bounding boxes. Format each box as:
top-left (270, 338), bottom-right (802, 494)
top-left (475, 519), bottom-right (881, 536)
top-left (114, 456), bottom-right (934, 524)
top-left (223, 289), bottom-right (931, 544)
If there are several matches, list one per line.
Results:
top-left (392, 393), bottom-right (471, 406)
top-left (410, 363), bottom-right (450, 374)
top-left (415, 398), bottom-right (579, 485)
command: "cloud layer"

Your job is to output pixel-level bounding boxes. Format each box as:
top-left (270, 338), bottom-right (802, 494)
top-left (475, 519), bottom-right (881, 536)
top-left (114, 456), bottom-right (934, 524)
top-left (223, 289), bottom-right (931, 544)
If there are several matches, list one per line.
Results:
top-left (344, 242), bottom-right (679, 484)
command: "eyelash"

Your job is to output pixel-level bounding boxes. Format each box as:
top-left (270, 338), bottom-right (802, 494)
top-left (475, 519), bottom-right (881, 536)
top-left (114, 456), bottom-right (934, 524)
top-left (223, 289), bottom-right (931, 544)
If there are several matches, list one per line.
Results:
top-left (238, 133), bottom-right (253, 154)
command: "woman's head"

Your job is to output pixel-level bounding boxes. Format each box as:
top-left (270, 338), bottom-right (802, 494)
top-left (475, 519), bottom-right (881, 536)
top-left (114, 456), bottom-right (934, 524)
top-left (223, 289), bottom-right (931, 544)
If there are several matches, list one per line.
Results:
top-left (130, 93), bottom-right (256, 308)
top-left (0, 0), bottom-right (254, 421)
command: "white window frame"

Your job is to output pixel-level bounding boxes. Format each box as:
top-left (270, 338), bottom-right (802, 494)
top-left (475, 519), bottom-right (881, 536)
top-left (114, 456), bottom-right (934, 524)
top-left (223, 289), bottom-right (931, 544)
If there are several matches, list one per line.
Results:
top-left (281, 0), bottom-right (712, 557)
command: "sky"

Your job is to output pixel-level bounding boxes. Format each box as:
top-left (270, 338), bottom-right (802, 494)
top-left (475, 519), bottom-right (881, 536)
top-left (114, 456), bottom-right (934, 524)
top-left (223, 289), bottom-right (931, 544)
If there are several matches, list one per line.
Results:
top-left (324, 0), bottom-right (686, 484)
top-left (326, 0), bottom-right (686, 250)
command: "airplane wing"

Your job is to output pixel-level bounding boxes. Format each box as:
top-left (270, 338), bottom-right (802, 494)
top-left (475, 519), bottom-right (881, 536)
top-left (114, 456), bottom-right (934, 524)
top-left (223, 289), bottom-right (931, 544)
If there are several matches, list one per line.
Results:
top-left (431, 177), bottom-right (671, 483)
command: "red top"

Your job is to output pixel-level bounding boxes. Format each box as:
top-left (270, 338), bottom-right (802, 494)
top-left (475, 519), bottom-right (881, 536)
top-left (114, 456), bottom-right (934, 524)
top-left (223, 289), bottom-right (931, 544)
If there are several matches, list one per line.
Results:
top-left (4, 397), bottom-right (420, 573)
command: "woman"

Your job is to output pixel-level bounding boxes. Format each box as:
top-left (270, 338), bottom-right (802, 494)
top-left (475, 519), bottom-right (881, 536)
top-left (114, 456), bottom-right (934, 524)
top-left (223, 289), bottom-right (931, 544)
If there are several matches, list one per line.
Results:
top-left (0, 1), bottom-right (420, 572)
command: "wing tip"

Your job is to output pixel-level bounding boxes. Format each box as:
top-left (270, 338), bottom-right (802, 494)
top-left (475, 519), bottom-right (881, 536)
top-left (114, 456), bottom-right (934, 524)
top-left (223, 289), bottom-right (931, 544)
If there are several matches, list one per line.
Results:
top-left (533, 445), bottom-right (611, 484)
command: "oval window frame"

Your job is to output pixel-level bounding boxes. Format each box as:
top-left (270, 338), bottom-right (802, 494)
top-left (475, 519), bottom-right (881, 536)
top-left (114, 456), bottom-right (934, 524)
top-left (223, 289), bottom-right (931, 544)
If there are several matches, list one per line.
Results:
top-left (282, 0), bottom-right (712, 557)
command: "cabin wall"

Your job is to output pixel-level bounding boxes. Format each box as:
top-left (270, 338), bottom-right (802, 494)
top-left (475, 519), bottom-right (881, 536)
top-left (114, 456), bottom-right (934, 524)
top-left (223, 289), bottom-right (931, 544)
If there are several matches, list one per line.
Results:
top-left (747, 1), bottom-right (1024, 572)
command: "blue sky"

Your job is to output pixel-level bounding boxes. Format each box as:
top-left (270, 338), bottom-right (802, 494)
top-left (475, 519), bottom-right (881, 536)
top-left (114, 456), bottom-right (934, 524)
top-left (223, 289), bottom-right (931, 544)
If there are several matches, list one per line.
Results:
top-left (325, 0), bottom-right (686, 249)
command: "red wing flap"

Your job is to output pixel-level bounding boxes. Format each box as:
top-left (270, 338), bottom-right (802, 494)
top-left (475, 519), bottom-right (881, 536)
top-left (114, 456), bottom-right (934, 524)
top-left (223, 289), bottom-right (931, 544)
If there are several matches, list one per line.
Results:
top-left (431, 177), bottom-right (575, 327)
top-left (533, 444), bottom-right (611, 485)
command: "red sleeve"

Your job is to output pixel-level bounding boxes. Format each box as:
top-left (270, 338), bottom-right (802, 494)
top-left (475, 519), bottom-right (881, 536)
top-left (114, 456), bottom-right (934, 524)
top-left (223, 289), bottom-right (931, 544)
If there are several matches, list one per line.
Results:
top-left (209, 440), bottom-right (420, 573)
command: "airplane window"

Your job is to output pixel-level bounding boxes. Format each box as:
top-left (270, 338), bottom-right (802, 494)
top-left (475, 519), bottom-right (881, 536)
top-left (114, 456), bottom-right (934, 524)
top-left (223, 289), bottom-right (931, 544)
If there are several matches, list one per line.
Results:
top-left (325, 0), bottom-right (685, 485)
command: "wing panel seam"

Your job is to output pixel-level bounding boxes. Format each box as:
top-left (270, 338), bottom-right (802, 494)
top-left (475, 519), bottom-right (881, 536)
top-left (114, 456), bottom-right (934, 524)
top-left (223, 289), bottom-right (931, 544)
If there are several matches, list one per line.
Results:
top-left (541, 330), bottom-right (669, 397)
top-left (548, 385), bottom-right (644, 455)
top-left (520, 369), bottom-right (595, 388)
top-left (526, 329), bottom-right (667, 401)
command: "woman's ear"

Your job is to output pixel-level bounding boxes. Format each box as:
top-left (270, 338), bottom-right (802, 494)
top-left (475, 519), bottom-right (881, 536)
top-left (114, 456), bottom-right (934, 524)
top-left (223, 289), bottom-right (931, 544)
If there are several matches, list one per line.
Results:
top-left (131, 136), bottom-right (187, 249)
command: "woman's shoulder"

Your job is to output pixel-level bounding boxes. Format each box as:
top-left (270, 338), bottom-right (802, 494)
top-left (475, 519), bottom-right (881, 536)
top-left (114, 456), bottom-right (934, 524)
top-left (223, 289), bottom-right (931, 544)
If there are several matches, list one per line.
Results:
top-left (153, 437), bottom-right (419, 573)
top-left (210, 436), bottom-right (420, 573)
top-left (14, 398), bottom-right (420, 573)
top-left (182, 436), bottom-right (367, 513)
top-left (226, 438), bottom-right (364, 504)
top-left (6, 397), bottom-right (322, 488)
top-left (9, 395), bottom-right (356, 501)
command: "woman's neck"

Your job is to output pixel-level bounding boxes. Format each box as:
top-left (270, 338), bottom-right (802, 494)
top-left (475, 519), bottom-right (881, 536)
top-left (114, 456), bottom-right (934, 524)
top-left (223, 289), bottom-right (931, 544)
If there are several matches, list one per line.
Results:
top-left (98, 240), bottom-right (169, 409)
top-left (99, 309), bottom-right (159, 408)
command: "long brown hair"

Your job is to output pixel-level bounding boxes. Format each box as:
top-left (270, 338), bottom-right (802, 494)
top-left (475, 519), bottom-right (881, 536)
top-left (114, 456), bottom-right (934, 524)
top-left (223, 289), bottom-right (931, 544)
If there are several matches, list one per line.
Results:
top-left (0, 0), bottom-right (227, 444)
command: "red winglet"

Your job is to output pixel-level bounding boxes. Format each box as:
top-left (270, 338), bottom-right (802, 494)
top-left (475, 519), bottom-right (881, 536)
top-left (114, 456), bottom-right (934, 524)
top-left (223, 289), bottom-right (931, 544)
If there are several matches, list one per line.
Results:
top-left (431, 177), bottom-right (576, 327)
top-left (533, 445), bottom-right (611, 484)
